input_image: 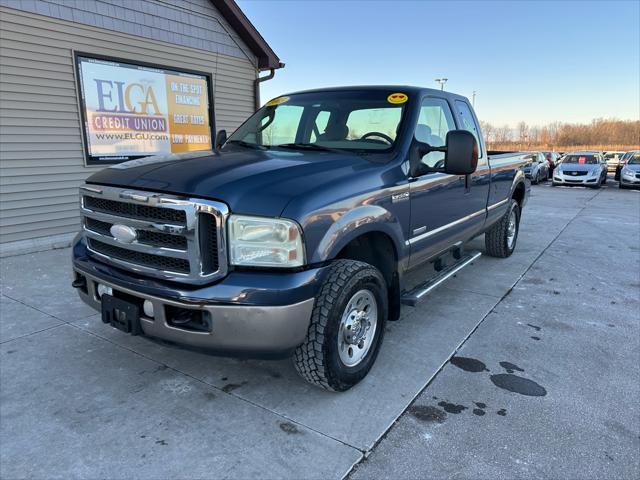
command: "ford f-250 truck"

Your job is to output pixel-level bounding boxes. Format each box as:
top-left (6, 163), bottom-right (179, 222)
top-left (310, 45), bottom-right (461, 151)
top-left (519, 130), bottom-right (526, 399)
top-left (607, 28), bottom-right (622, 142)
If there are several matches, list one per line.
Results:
top-left (72, 86), bottom-right (529, 391)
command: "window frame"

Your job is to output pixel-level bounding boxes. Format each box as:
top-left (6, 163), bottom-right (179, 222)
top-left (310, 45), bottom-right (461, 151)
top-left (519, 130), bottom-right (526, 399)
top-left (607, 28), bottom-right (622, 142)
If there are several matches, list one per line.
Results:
top-left (413, 95), bottom-right (458, 171)
top-left (454, 99), bottom-right (485, 162)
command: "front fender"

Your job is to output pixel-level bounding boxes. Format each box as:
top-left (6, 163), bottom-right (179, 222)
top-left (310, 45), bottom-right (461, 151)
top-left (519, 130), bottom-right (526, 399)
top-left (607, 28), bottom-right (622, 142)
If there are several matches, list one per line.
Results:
top-left (306, 204), bottom-right (406, 264)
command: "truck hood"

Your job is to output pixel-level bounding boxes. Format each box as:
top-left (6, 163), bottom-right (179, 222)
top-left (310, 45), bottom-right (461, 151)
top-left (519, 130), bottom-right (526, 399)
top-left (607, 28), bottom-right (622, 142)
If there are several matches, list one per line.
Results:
top-left (86, 149), bottom-right (380, 217)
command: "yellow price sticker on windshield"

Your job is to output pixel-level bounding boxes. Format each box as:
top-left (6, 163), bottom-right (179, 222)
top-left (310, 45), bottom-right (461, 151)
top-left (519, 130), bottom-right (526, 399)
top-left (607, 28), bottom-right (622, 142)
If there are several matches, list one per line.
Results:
top-left (265, 96), bottom-right (290, 107)
top-left (387, 93), bottom-right (408, 104)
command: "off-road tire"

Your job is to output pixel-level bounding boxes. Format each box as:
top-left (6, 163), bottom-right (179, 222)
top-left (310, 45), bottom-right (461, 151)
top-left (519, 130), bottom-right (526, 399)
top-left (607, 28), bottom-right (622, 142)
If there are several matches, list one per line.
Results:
top-left (293, 259), bottom-right (387, 392)
top-left (484, 199), bottom-right (520, 258)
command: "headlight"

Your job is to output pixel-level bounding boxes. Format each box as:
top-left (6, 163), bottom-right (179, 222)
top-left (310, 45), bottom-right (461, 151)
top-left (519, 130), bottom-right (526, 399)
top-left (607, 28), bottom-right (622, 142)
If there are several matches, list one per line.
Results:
top-left (228, 215), bottom-right (305, 267)
top-left (622, 168), bottom-right (634, 176)
top-left (591, 169), bottom-right (600, 176)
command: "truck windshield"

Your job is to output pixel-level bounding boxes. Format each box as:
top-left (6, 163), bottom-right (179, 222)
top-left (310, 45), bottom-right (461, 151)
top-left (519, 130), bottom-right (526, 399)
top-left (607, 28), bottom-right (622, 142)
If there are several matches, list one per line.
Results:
top-left (563, 155), bottom-right (598, 164)
top-left (225, 90), bottom-right (408, 152)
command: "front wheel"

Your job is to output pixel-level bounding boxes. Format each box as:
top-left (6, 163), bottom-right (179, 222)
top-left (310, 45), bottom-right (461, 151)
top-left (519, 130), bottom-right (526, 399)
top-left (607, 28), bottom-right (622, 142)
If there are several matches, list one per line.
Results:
top-left (293, 260), bottom-right (387, 391)
top-left (485, 199), bottom-right (520, 258)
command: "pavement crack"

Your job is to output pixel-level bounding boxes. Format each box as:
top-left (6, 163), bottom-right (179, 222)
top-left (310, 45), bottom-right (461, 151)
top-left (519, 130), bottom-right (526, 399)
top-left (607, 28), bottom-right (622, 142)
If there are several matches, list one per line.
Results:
top-left (344, 191), bottom-right (599, 479)
top-left (0, 322), bottom-right (67, 345)
top-left (0, 292), bottom-right (80, 326)
top-left (68, 322), bottom-right (365, 455)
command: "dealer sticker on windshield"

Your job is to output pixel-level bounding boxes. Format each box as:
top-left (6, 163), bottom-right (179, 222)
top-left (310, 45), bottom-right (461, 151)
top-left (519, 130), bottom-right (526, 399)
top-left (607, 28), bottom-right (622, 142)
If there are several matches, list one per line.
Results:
top-left (266, 96), bottom-right (290, 107)
top-left (387, 92), bottom-right (408, 104)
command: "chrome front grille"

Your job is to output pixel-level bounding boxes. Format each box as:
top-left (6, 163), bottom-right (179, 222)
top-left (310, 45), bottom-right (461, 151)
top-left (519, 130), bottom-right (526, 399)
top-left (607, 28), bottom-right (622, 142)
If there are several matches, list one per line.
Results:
top-left (80, 185), bottom-right (228, 284)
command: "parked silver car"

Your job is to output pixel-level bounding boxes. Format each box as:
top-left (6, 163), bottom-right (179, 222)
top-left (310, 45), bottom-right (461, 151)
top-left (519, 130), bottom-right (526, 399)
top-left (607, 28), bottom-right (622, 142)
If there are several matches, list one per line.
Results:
top-left (619, 151), bottom-right (640, 189)
top-left (604, 151), bottom-right (625, 173)
top-left (522, 152), bottom-right (550, 184)
top-left (552, 152), bottom-right (608, 188)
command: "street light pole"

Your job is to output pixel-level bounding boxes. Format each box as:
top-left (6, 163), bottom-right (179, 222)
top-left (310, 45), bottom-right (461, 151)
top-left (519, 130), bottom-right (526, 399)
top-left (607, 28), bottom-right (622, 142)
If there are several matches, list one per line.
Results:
top-left (434, 78), bottom-right (448, 91)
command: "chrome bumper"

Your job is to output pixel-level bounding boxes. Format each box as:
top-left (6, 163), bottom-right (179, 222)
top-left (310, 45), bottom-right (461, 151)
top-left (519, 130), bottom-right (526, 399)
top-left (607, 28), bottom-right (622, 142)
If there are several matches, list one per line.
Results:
top-left (553, 174), bottom-right (599, 185)
top-left (620, 174), bottom-right (640, 185)
top-left (74, 268), bottom-right (314, 355)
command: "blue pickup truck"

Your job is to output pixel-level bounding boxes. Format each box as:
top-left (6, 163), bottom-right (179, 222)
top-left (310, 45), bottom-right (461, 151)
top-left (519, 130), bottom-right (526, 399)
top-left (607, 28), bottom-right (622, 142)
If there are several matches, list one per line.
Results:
top-left (72, 86), bottom-right (529, 391)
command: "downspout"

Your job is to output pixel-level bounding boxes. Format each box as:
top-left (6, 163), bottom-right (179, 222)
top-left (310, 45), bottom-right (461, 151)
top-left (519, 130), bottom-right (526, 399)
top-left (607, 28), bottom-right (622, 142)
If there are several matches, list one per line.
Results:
top-left (254, 68), bottom-right (276, 110)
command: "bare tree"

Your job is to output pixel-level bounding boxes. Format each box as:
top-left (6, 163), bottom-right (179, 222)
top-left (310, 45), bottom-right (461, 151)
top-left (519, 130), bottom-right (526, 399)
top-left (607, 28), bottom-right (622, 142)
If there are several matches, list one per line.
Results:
top-left (517, 121), bottom-right (529, 145)
top-left (478, 118), bottom-right (639, 151)
top-left (480, 121), bottom-right (495, 144)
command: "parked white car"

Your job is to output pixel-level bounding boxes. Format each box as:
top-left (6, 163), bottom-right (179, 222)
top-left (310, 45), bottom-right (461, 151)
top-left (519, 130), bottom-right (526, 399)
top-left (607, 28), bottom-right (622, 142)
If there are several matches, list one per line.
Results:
top-left (619, 152), bottom-right (640, 189)
top-left (552, 152), bottom-right (608, 188)
top-left (604, 151), bottom-right (625, 173)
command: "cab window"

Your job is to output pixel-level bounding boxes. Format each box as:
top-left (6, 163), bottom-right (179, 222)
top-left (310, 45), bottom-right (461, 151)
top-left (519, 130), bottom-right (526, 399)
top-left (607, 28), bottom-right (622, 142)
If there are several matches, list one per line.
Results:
top-left (253, 105), bottom-right (304, 145)
top-left (414, 98), bottom-right (456, 169)
top-left (455, 100), bottom-right (484, 161)
top-left (310, 111), bottom-right (331, 143)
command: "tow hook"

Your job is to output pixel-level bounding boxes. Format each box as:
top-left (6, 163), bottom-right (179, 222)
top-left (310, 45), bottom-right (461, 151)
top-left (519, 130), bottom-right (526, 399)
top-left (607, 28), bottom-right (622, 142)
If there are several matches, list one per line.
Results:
top-left (71, 277), bottom-right (87, 290)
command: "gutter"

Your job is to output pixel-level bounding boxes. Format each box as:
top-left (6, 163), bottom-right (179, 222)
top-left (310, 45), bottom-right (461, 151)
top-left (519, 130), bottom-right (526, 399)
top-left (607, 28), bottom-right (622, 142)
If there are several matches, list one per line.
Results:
top-left (254, 66), bottom-right (282, 110)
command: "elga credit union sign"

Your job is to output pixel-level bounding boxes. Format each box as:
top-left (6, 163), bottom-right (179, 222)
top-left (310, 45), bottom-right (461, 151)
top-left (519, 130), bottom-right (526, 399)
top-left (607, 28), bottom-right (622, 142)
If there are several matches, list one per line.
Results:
top-left (75, 54), bottom-right (213, 165)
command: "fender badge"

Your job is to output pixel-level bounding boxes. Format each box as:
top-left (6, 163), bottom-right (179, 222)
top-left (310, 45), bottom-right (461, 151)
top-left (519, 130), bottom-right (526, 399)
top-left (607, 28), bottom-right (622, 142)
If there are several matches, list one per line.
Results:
top-left (392, 192), bottom-right (410, 203)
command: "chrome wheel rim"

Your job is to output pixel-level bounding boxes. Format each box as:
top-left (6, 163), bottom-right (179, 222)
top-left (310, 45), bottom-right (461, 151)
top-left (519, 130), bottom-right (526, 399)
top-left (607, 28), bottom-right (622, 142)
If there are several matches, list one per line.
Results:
top-left (338, 289), bottom-right (378, 367)
top-left (507, 209), bottom-right (517, 249)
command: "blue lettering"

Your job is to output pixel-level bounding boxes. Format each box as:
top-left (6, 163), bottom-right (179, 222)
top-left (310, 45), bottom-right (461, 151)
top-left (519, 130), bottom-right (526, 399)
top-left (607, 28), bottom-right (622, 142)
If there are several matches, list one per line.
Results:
top-left (113, 81), bottom-right (127, 112)
top-left (94, 79), bottom-right (117, 112)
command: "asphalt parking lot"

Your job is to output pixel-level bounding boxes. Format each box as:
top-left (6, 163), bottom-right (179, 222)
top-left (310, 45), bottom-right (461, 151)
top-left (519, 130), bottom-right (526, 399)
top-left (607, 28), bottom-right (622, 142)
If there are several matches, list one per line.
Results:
top-left (1, 177), bottom-right (639, 479)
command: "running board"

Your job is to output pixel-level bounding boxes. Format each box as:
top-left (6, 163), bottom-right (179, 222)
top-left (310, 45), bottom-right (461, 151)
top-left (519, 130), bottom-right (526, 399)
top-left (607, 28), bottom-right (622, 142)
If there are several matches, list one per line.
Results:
top-left (401, 251), bottom-right (482, 307)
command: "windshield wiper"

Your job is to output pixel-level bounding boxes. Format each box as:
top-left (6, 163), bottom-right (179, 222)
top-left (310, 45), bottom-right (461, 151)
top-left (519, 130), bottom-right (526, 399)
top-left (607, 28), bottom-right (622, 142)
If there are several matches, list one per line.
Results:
top-left (276, 143), bottom-right (336, 152)
top-left (225, 140), bottom-right (268, 150)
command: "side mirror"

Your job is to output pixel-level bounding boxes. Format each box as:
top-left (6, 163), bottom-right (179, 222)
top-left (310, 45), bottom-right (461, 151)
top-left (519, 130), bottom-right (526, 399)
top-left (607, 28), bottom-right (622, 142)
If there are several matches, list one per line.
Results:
top-left (443, 130), bottom-right (478, 175)
top-left (409, 130), bottom-right (478, 177)
top-left (215, 129), bottom-right (227, 150)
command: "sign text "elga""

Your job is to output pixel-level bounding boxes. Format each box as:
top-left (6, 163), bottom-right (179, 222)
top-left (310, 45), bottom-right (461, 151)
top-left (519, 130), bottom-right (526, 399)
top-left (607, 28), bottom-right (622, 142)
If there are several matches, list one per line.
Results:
top-left (94, 79), bottom-right (161, 115)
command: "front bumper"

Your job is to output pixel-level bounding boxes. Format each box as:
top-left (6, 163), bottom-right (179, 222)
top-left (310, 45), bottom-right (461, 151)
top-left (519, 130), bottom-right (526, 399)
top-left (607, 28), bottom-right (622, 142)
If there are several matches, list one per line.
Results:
top-left (72, 236), bottom-right (324, 356)
top-left (552, 172), bottom-right (600, 186)
top-left (620, 172), bottom-right (640, 186)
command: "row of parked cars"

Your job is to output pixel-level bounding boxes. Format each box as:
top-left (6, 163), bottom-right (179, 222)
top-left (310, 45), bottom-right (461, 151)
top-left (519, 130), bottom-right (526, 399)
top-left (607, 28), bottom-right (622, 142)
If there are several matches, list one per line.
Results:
top-left (523, 150), bottom-right (640, 189)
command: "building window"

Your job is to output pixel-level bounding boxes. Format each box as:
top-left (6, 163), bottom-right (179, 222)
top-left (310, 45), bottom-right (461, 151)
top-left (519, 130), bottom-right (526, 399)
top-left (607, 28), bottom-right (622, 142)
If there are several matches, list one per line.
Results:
top-left (75, 53), bottom-right (214, 165)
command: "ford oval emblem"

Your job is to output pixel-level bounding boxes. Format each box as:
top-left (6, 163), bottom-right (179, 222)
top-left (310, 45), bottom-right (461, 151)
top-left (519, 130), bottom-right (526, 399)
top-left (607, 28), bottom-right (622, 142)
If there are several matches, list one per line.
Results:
top-left (110, 224), bottom-right (137, 244)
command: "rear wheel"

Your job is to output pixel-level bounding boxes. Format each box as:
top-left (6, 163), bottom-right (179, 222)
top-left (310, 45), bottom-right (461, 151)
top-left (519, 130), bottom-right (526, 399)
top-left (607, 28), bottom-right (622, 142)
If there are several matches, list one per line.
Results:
top-left (485, 199), bottom-right (520, 258)
top-left (293, 259), bottom-right (387, 391)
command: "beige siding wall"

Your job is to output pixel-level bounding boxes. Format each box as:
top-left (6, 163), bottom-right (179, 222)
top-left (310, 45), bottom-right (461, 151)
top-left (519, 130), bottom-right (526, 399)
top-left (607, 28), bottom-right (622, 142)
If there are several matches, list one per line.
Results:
top-left (0, 6), bottom-right (257, 247)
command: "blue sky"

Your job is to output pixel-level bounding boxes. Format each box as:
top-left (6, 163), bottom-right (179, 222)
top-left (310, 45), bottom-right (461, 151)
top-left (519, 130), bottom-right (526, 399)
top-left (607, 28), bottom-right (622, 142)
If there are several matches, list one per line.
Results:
top-left (238, 0), bottom-right (639, 127)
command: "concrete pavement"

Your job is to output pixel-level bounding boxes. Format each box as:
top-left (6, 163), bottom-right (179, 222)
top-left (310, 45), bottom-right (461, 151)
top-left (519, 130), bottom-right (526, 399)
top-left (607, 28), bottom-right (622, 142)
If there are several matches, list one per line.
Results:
top-left (350, 183), bottom-right (640, 479)
top-left (1, 180), bottom-right (638, 479)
